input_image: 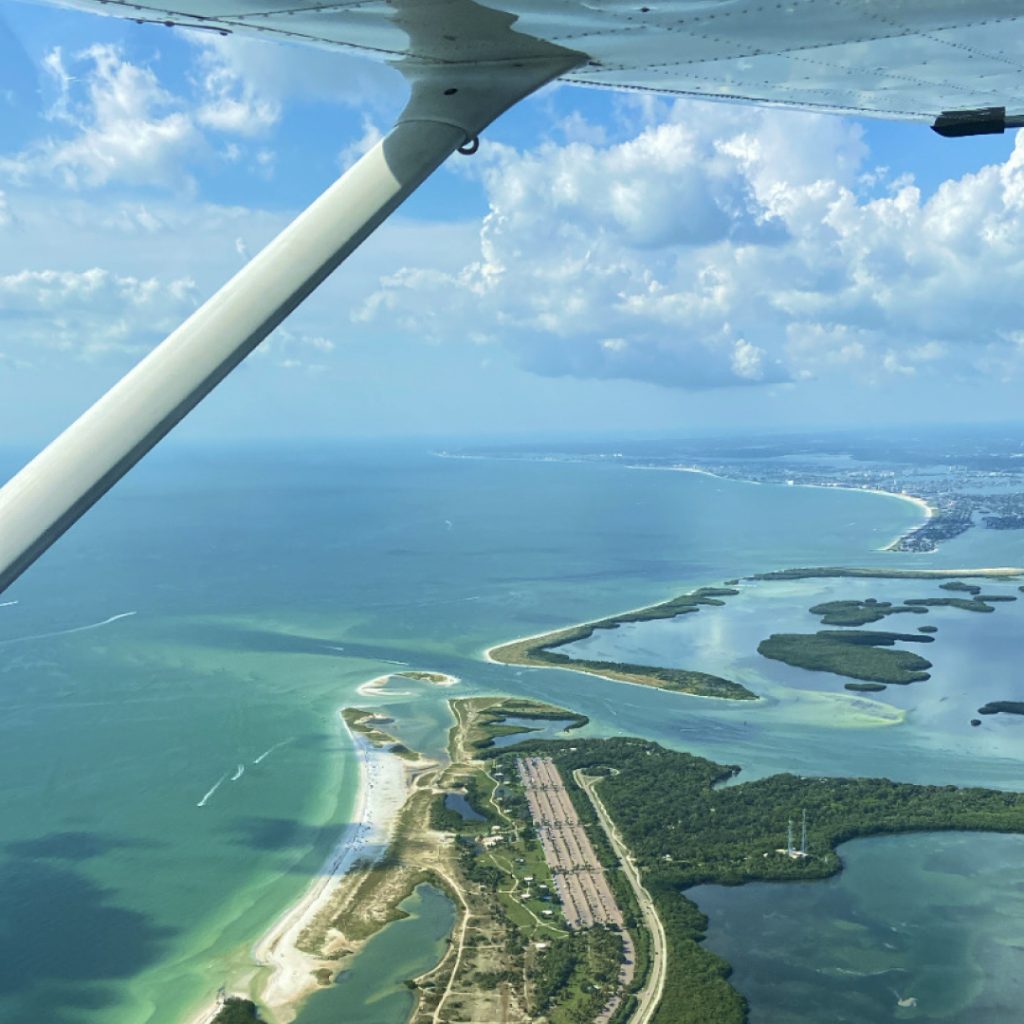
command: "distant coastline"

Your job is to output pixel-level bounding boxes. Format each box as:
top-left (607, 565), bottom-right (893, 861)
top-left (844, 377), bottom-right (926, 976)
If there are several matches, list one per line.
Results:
top-left (668, 466), bottom-right (936, 552)
top-left (437, 451), bottom-right (938, 553)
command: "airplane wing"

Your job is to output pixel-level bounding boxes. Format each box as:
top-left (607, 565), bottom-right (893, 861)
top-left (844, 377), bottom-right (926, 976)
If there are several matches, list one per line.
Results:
top-left (1, 0), bottom-right (1021, 594)
top-left (49, 0), bottom-right (1024, 123)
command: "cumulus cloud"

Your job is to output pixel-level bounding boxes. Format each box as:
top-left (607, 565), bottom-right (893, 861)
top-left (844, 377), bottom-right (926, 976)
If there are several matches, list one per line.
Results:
top-left (0, 44), bottom-right (197, 189)
top-left (353, 101), bottom-right (1024, 390)
top-left (339, 116), bottom-right (384, 171)
top-left (256, 326), bottom-right (337, 372)
top-left (0, 266), bottom-right (198, 358)
top-left (188, 33), bottom-right (405, 114)
top-left (0, 41), bottom-right (294, 192)
top-left (194, 51), bottom-right (280, 136)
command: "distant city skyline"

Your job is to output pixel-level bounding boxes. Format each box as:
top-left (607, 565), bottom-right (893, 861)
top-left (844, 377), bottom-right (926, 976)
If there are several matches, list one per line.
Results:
top-left (2, 2), bottom-right (1024, 445)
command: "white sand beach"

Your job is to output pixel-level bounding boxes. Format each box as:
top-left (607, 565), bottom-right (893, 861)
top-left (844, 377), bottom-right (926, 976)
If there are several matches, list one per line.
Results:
top-left (186, 720), bottom-right (412, 1024)
top-left (356, 670), bottom-right (460, 696)
top-left (356, 673), bottom-right (393, 696)
top-left (254, 724), bottom-right (409, 1020)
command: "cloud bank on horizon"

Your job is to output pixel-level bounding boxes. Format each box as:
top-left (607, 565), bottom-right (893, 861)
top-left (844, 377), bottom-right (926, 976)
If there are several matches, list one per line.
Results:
top-left (0, 5), bottom-right (1022, 439)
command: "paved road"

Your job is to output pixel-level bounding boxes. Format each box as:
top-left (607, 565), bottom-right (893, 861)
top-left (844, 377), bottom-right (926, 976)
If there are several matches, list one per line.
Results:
top-left (574, 770), bottom-right (667, 1024)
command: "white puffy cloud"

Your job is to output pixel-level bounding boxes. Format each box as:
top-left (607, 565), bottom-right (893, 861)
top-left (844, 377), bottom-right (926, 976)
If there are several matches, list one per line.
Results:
top-left (0, 39), bottom-right (301, 192)
top-left (0, 44), bottom-right (197, 189)
top-left (0, 265), bottom-right (198, 359)
top-left (256, 327), bottom-right (338, 372)
top-left (339, 116), bottom-right (384, 171)
top-left (194, 52), bottom-right (280, 136)
top-left (356, 100), bottom-right (1024, 391)
top-left (188, 33), bottom-right (404, 115)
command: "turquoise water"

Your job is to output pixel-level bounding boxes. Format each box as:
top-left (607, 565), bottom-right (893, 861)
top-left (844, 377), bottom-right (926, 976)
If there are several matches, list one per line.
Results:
top-left (0, 443), bottom-right (1020, 1023)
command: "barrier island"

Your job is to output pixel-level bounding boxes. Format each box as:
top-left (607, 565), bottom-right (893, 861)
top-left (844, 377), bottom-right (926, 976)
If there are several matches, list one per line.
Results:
top-left (487, 586), bottom-right (758, 700)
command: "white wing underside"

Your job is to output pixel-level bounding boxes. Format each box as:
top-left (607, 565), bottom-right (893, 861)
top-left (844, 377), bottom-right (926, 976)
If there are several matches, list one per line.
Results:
top-left (51, 0), bottom-right (1024, 122)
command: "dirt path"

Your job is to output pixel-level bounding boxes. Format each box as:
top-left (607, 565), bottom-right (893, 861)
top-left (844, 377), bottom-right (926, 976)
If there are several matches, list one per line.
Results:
top-left (574, 770), bottom-right (667, 1024)
top-left (430, 867), bottom-right (472, 1024)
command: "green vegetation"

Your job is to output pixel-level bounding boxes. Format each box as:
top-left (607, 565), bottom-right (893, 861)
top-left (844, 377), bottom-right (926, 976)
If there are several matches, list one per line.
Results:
top-left (918, 624), bottom-right (938, 633)
top-left (940, 581), bottom-right (982, 594)
top-left (464, 698), bottom-right (588, 752)
top-left (531, 927), bottom-right (624, 1022)
top-left (489, 587), bottom-right (757, 700)
top-left (505, 735), bottom-right (1024, 1024)
top-left (809, 598), bottom-right (927, 626)
top-left (904, 596), bottom-right (1011, 612)
top-left (978, 701), bottom-right (1024, 716)
top-left (610, 586), bottom-right (740, 624)
top-left (429, 793), bottom-right (467, 832)
top-left (212, 998), bottom-right (261, 1024)
top-left (439, 764), bottom-right (627, 1021)
top-left (752, 567), bottom-right (1021, 581)
top-left (809, 588), bottom-right (1014, 625)
top-left (843, 682), bottom-right (887, 692)
top-left (525, 654), bottom-right (755, 701)
top-left (758, 630), bottom-right (933, 686)
top-left (343, 708), bottom-right (421, 760)
top-left (399, 670), bottom-right (450, 683)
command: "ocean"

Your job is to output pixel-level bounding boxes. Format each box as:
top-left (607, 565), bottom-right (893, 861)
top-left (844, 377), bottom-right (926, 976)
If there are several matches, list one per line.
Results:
top-left (0, 443), bottom-right (1020, 1024)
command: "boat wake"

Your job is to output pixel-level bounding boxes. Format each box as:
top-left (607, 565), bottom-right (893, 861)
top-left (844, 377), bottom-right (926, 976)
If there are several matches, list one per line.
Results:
top-left (0, 600), bottom-right (18, 608)
top-left (253, 741), bottom-right (287, 765)
top-left (832, 967), bottom-right (908, 978)
top-left (197, 774), bottom-right (228, 807)
top-left (0, 611), bottom-right (136, 647)
top-left (231, 763), bottom-right (245, 782)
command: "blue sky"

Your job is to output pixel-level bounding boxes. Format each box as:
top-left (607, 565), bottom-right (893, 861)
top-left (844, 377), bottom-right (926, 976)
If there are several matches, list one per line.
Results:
top-left (1, 1), bottom-right (1023, 445)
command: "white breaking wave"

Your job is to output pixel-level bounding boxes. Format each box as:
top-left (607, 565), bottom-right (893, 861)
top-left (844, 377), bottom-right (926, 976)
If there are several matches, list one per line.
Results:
top-left (0, 600), bottom-right (18, 608)
top-left (0, 611), bottom-right (136, 647)
top-left (231, 763), bottom-right (245, 782)
top-left (253, 740), bottom-right (287, 765)
top-left (197, 774), bottom-right (228, 808)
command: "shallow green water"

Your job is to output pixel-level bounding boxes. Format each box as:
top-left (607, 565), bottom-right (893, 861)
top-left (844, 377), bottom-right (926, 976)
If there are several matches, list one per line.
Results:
top-left (0, 443), bottom-right (1020, 1023)
top-left (296, 885), bottom-right (455, 1024)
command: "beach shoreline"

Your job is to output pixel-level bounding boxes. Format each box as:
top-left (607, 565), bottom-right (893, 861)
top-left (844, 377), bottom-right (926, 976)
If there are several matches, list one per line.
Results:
top-left (185, 718), bottom-right (412, 1024)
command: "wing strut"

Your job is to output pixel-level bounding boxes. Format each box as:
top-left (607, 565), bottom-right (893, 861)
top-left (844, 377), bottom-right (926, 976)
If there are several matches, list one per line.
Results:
top-left (0, 55), bottom-right (579, 595)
